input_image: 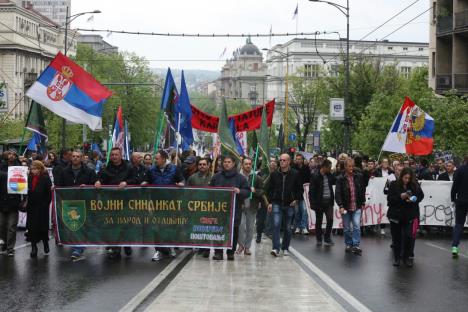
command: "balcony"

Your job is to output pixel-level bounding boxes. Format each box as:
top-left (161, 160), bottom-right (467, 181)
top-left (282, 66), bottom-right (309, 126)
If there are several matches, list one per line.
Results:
top-left (455, 10), bottom-right (468, 30)
top-left (436, 74), bottom-right (452, 92)
top-left (437, 16), bottom-right (453, 35)
top-left (454, 74), bottom-right (468, 93)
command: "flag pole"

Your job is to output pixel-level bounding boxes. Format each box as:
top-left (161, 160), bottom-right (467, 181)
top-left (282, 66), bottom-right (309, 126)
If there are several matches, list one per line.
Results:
top-left (18, 103), bottom-right (34, 155)
top-left (153, 111), bottom-right (165, 156)
top-left (249, 144), bottom-right (260, 199)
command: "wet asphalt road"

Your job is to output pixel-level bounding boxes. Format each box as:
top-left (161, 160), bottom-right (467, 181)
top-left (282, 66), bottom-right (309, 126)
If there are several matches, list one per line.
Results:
top-left (0, 231), bottom-right (172, 312)
top-left (291, 231), bottom-right (468, 312)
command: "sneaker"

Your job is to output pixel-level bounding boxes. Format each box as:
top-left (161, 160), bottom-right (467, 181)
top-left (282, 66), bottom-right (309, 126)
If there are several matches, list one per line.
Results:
top-left (169, 248), bottom-right (177, 258)
top-left (227, 253), bottom-right (235, 261)
top-left (151, 251), bottom-right (162, 261)
top-left (352, 246), bottom-right (362, 255)
top-left (316, 240), bottom-right (323, 247)
top-left (392, 258), bottom-right (401, 267)
top-left (256, 234), bottom-right (261, 244)
top-left (345, 245), bottom-right (352, 253)
top-left (282, 250), bottom-right (290, 256)
top-left (302, 229), bottom-right (309, 235)
top-left (244, 248), bottom-right (251, 255)
top-left (212, 252), bottom-right (223, 260)
top-left (452, 246), bottom-right (459, 258)
top-left (324, 239), bottom-right (335, 246)
top-left (71, 253), bottom-right (84, 261)
top-left (404, 258), bottom-right (414, 267)
top-left (294, 228), bottom-right (301, 234)
top-left (380, 229), bottom-right (386, 236)
top-left (7, 250), bottom-right (14, 257)
top-left (271, 249), bottom-right (279, 257)
top-left (202, 250), bottom-right (210, 258)
top-left (108, 252), bottom-right (121, 260)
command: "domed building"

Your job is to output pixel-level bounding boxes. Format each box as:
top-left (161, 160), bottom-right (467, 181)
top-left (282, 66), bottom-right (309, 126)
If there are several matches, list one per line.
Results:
top-left (218, 37), bottom-right (267, 106)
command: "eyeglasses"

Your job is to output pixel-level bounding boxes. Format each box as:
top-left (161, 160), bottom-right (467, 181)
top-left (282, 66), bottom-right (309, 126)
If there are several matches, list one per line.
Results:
top-left (279, 159), bottom-right (288, 162)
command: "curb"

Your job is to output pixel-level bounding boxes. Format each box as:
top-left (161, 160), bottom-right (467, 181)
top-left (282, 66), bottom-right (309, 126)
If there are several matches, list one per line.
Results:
top-left (119, 250), bottom-right (192, 312)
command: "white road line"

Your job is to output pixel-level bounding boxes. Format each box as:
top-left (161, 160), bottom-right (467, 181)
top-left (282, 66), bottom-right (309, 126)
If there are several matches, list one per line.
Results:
top-left (119, 250), bottom-right (192, 312)
top-left (289, 246), bottom-right (373, 312)
top-left (425, 242), bottom-right (468, 258)
top-left (14, 242), bottom-right (30, 250)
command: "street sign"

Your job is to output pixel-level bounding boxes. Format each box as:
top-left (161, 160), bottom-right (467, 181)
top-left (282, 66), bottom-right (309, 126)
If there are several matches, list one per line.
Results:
top-left (313, 131), bottom-right (321, 152)
top-left (288, 133), bottom-right (296, 141)
top-left (330, 98), bottom-right (344, 121)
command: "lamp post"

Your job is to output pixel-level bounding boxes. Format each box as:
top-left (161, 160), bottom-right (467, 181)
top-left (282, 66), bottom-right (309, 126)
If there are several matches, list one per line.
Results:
top-left (310, 0), bottom-right (350, 153)
top-left (262, 48), bottom-right (290, 151)
top-left (61, 7), bottom-right (101, 149)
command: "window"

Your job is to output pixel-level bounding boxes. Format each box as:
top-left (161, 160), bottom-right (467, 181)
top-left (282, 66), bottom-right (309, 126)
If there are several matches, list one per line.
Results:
top-left (432, 52), bottom-right (436, 77)
top-left (329, 64), bottom-right (340, 77)
top-left (250, 85), bottom-right (256, 92)
top-left (400, 66), bottom-right (412, 79)
top-left (403, 47), bottom-right (408, 51)
top-left (304, 64), bottom-right (320, 78)
top-left (419, 47), bottom-right (424, 51)
top-left (388, 47), bottom-right (393, 50)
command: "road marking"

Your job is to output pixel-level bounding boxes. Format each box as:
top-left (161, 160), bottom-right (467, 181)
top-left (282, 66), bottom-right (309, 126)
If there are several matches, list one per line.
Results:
top-left (14, 242), bottom-right (30, 250)
top-left (425, 242), bottom-right (468, 258)
top-left (289, 246), bottom-right (373, 312)
top-left (119, 250), bottom-right (192, 312)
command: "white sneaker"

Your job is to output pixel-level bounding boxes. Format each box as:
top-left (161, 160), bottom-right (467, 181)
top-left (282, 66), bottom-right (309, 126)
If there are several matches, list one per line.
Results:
top-left (380, 229), bottom-right (386, 235)
top-left (270, 249), bottom-right (279, 257)
top-left (301, 229), bottom-right (309, 235)
top-left (169, 248), bottom-right (177, 258)
top-left (0, 239), bottom-right (5, 245)
top-left (152, 251), bottom-right (161, 261)
top-left (282, 250), bottom-right (290, 256)
top-left (294, 228), bottom-right (300, 234)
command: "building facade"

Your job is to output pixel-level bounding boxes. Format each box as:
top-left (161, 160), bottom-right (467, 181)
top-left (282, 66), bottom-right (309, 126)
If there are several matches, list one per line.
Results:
top-left (0, 0), bottom-right (76, 117)
top-left (218, 37), bottom-right (267, 107)
top-left (20, 0), bottom-right (70, 26)
top-left (78, 34), bottom-right (118, 54)
top-left (429, 0), bottom-right (468, 94)
top-left (266, 38), bottom-right (429, 103)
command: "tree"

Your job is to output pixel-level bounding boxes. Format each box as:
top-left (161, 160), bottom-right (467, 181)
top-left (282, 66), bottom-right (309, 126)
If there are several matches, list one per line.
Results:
top-left (288, 70), bottom-right (329, 151)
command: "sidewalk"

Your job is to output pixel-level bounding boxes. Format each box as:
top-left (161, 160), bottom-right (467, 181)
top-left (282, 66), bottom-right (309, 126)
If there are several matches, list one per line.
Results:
top-left (145, 241), bottom-right (345, 312)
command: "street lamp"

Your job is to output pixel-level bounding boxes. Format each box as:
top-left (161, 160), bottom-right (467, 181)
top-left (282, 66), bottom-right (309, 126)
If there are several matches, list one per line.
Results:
top-left (310, 0), bottom-right (350, 153)
top-left (263, 47), bottom-right (290, 151)
top-left (61, 7), bottom-right (101, 149)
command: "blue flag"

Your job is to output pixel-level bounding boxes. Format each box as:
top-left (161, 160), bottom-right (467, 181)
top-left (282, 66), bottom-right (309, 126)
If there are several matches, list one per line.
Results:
top-left (175, 71), bottom-right (194, 148)
top-left (229, 118), bottom-right (245, 156)
top-left (26, 132), bottom-right (47, 154)
top-left (160, 68), bottom-right (179, 127)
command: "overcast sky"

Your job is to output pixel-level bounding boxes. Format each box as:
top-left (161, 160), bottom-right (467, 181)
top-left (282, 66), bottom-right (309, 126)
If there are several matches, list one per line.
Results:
top-left (71, 0), bottom-right (430, 71)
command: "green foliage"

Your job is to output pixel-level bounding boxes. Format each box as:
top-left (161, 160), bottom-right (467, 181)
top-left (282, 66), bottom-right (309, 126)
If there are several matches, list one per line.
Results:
top-left (0, 116), bottom-right (25, 142)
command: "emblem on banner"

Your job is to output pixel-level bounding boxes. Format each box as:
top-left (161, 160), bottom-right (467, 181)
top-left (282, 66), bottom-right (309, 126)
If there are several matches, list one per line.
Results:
top-left (47, 66), bottom-right (73, 101)
top-left (62, 200), bottom-right (86, 232)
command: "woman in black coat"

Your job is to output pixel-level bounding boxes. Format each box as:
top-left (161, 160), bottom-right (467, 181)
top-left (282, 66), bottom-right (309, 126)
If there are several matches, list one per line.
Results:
top-left (26, 160), bottom-right (52, 258)
top-left (387, 167), bottom-right (424, 267)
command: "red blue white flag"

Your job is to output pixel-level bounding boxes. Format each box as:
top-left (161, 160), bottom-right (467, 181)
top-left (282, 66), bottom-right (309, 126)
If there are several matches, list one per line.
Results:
top-left (382, 97), bottom-right (434, 156)
top-left (26, 52), bottom-right (112, 131)
top-left (112, 106), bottom-right (127, 160)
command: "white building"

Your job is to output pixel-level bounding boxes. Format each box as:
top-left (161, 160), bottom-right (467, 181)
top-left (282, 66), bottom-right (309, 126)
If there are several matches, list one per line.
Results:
top-left (19, 0), bottom-right (70, 26)
top-left (0, 0), bottom-right (76, 117)
top-left (218, 37), bottom-right (267, 107)
top-left (266, 38), bottom-right (429, 103)
top-left (78, 34), bottom-right (118, 54)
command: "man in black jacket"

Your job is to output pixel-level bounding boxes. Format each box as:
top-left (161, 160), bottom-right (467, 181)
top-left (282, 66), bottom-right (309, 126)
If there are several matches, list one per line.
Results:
top-left (56, 150), bottom-right (97, 260)
top-left (52, 148), bottom-right (72, 186)
top-left (438, 161), bottom-right (455, 181)
top-left (268, 153), bottom-right (300, 257)
top-left (95, 147), bottom-right (135, 259)
top-left (209, 155), bottom-right (249, 261)
top-left (309, 159), bottom-right (336, 246)
top-left (335, 158), bottom-right (366, 255)
top-left (129, 153), bottom-right (150, 185)
top-left (451, 155), bottom-right (468, 258)
top-left (293, 153), bottom-right (311, 235)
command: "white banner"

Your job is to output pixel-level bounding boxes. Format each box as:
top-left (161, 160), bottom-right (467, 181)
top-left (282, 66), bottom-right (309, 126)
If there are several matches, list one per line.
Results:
top-left (7, 166), bottom-right (28, 194)
top-left (304, 177), bottom-right (463, 229)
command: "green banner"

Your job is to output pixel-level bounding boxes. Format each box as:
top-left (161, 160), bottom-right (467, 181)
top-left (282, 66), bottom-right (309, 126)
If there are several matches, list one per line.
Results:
top-left (54, 186), bottom-right (236, 248)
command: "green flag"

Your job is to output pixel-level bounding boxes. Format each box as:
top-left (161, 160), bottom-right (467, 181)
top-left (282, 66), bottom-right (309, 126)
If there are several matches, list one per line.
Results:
top-left (258, 105), bottom-right (270, 180)
top-left (218, 98), bottom-right (240, 160)
top-left (25, 101), bottom-right (47, 137)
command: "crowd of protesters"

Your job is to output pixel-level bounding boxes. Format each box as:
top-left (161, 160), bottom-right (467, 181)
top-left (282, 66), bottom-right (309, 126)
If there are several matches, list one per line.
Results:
top-left (0, 147), bottom-right (467, 267)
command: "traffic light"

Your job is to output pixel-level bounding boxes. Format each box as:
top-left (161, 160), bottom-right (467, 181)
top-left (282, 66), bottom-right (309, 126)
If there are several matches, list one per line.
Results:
top-left (287, 147), bottom-right (296, 158)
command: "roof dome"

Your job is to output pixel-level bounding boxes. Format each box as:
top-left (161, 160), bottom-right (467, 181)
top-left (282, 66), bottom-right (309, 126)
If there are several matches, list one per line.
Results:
top-left (239, 36), bottom-right (261, 56)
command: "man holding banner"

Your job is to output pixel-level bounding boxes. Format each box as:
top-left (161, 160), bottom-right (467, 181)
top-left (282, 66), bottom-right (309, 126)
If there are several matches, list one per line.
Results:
top-left (95, 147), bottom-right (135, 259)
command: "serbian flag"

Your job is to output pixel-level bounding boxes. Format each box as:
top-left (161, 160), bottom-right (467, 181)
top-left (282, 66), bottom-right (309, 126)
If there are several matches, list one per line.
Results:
top-left (112, 106), bottom-right (127, 160)
top-left (26, 52), bottom-right (112, 131)
top-left (382, 97), bottom-right (434, 156)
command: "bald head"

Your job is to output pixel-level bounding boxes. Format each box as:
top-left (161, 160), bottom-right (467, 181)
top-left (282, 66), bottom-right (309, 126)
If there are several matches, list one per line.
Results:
top-left (279, 153), bottom-right (291, 171)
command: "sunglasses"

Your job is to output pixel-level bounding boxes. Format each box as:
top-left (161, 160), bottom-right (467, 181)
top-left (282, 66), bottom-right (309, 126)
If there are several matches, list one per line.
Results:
top-left (279, 159), bottom-right (288, 162)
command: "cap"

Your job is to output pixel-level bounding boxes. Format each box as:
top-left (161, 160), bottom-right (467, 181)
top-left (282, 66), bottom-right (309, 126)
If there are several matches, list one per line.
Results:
top-left (184, 156), bottom-right (196, 165)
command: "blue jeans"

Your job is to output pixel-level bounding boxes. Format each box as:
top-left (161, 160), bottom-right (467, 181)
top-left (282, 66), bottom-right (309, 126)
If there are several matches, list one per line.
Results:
top-left (294, 200), bottom-right (308, 230)
top-left (342, 209), bottom-right (361, 247)
top-left (272, 204), bottom-right (295, 251)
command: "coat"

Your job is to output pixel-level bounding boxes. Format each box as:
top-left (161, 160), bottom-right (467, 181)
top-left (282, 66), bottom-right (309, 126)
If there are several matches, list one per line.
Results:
top-left (308, 171), bottom-right (336, 210)
top-left (98, 161), bottom-right (134, 185)
top-left (335, 173), bottom-right (366, 211)
top-left (267, 168), bottom-right (301, 207)
top-left (186, 171), bottom-right (213, 187)
top-left (451, 165), bottom-right (468, 204)
top-left (0, 171), bottom-right (21, 213)
top-left (26, 174), bottom-right (52, 241)
top-left (387, 181), bottom-right (424, 223)
top-left (57, 163), bottom-right (97, 187)
top-left (210, 169), bottom-right (250, 224)
top-left (241, 171), bottom-right (268, 211)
